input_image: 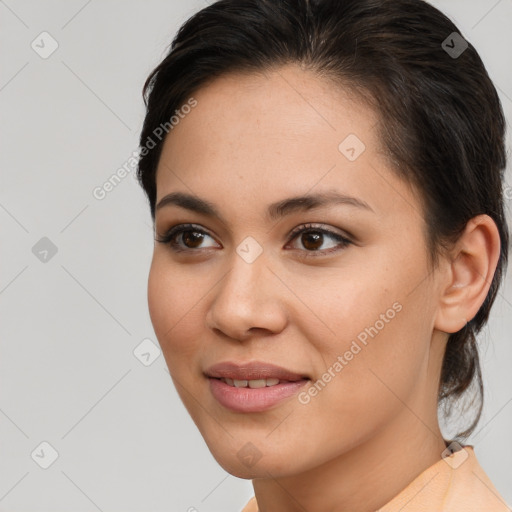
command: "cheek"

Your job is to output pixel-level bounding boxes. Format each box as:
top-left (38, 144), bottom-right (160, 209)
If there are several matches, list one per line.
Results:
top-left (147, 257), bottom-right (206, 370)
top-left (307, 239), bottom-right (435, 362)
top-left (293, 257), bottom-right (436, 417)
top-left (147, 259), bottom-right (175, 344)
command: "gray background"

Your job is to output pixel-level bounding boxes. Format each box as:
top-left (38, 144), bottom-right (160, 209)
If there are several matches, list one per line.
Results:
top-left (0, 1), bottom-right (511, 511)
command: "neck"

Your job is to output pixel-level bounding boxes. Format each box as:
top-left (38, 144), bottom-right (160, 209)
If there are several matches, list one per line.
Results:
top-left (251, 405), bottom-right (447, 512)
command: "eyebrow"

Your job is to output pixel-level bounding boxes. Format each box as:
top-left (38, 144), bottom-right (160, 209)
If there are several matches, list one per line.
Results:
top-left (155, 190), bottom-right (374, 222)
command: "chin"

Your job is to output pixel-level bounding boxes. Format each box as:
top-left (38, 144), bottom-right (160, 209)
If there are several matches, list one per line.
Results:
top-left (205, 439), bottom-right (305, 480)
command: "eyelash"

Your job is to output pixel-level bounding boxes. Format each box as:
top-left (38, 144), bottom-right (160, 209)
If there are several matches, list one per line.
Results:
top-left (155, 223), bottom-right (352, 258)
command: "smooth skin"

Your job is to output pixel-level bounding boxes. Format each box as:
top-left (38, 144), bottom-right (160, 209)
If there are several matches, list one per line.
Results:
top-left (147, 64), bottom-right (500, 512)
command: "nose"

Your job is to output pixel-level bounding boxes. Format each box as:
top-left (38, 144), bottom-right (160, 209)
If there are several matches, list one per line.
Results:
top-left (205, 250), bottom-right (288, 341)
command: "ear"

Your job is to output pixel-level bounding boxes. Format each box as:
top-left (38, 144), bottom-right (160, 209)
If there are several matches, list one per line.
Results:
top-left (435, 214), bottom-right (501, 334)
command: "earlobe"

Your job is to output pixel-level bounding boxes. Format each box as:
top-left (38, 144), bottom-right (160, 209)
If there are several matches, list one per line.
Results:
top-left (434, 214), bottom-right (501, 334)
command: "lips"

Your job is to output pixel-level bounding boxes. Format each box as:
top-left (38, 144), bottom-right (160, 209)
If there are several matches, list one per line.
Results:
top-left (204, 360), bottom-right (309, 382)
top-left (204, 361), bottom-right (311, 412)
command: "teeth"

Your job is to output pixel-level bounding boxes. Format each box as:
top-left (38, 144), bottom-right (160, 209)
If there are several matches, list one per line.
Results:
top-left (222, 378), bottom-right (282, 388)
top-left (248, 379), bottom-right (266, 389)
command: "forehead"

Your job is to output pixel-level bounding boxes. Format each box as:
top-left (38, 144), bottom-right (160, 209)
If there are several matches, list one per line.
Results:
top-left (155, 64), bottom-right (418, 224)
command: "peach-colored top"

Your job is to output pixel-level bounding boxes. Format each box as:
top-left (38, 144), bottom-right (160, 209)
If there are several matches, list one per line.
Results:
top-left (241, 446), bottom-right (510, 512)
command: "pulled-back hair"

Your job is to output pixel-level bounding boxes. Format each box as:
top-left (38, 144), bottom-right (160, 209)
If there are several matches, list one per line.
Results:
top-left (137, 0), bottom-right (509, 439)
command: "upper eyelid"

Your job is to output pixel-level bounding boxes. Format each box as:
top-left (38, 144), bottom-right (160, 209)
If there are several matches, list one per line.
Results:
top-left (287, 223), bottom-right (350, 240)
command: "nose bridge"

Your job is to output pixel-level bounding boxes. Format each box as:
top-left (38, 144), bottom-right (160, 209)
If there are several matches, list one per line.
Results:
top-left (207, 243), bottom-right (286, 338)
top-left (218, 246), bottom-right (268, 310)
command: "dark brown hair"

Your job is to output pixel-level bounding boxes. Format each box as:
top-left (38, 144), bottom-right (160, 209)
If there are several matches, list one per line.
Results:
top-left (136, 0), bottom-right (509, 439)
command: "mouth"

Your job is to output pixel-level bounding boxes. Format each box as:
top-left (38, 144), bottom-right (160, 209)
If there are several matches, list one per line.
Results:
top-left (204, 361), bottom-right (310, 413)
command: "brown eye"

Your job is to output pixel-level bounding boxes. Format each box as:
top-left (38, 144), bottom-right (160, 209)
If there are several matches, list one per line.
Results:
top-left (300, 231), bottom-right (323, 251)
top-left (155, 224), bottom-right (219, 252)
top-left (181, 230), bottom-right (206, 248)
top-left (286, 224), bottom-right (352, 257)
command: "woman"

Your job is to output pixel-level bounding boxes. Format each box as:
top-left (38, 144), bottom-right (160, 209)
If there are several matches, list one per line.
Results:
top-left (136, 0), bottom-right (510, 510)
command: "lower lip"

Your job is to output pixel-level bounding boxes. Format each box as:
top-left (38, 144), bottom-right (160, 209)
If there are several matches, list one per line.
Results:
top-left (208, 378), bottom-right (309, 413)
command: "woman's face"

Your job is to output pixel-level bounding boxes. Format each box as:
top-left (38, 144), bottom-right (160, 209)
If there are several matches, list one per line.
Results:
top-left (148, 65), bottom-right (447, 478)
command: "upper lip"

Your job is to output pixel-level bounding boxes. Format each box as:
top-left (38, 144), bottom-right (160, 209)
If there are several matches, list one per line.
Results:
top-left (204, 361), bottom-right (309, 381)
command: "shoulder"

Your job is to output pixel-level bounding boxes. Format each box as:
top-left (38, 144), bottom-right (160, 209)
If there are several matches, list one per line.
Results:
top-left (379, 445), bottom-right (510, 512)
top-left (443, 446), bottom-right (510, 511)
top-left (240, 496), bottom-right (258, 512)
